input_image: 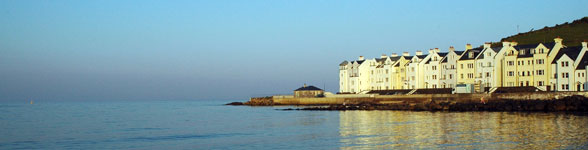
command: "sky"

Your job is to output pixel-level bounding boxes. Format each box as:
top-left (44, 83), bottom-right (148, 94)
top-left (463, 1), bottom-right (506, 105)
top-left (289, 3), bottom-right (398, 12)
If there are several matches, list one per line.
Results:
top-left (1, 0), bottom-right (587, 101)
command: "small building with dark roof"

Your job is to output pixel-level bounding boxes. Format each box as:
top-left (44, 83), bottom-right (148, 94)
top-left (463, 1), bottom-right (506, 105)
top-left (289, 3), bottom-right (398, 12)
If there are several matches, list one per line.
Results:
top-left (294, 84), bottom-right (324, 97)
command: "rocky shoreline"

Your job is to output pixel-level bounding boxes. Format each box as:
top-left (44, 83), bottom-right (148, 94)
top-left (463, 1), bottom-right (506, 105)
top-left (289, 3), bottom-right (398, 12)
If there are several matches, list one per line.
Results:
top-left (228, 95), bottom-right (588, 112)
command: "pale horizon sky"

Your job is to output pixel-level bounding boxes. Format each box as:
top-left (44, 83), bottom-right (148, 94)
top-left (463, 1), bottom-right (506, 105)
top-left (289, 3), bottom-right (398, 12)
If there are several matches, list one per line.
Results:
top-left (1, 0), bottom-right (587, 101)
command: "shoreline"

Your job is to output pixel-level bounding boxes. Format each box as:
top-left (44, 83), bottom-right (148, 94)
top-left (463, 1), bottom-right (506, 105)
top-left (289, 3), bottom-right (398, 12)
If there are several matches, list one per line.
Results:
top-left (228, 93), bottom-right (588, 112)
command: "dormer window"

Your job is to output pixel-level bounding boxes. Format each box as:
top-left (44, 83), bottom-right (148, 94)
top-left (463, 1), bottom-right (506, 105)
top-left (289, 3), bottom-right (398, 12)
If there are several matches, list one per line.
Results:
top-left (520, 50), bottom-right (525, 55)
top-left (468, 52), bottom-right (474, 58)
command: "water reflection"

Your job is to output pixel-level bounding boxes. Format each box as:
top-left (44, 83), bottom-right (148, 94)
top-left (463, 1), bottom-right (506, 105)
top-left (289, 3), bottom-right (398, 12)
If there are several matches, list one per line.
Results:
top-left (339, 111), bottom-right (588, 149)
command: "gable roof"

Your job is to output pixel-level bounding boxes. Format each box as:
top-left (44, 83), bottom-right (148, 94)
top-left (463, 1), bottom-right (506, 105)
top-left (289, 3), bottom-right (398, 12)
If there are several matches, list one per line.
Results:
top-left (517, 48), bottom-right (534, 58)
top-left (576, 50), bottom-right (588, 70)
top-left (438, 52), bottom-right (448, 57)
top-left (389, 56), bottom-right (401, 61)
top-left (454, 50), bottom-right (465, 55)
top-left (440, 56), bottom-right (448, 63)
top-left (459, 48), bottom-right (482, 60)
top-left (543, 42), bottom-right (556, 50)
top-left (339, 61), bottom-right (349, 66)
top-left (294, 85), bottom-right (323, 91)
top-left (356, 60), bottom-right (365, 64)
top-left (514, 43), bottom-right (540, 49)
top-left (552, 46), bottom-right (582, 64)
top-left (491, 47), bottom-right (502, 53)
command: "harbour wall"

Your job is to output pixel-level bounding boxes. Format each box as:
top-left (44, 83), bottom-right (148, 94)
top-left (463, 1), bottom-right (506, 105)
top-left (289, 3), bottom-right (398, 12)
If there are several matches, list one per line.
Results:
top-left (246, 92), bottom-right (588, 111)
top-left (257, 92), bottom-right (588, 105)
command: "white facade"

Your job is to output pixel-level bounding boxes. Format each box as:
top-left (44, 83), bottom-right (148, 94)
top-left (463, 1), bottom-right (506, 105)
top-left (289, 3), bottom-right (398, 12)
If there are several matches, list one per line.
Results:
top-left (475, 43), bottom-right (500, 90)
top-left (423, 48), bottom-right (444, 88)
top-left (555, 54), bottom-right (576, 91)
top-left (439, 46), bottom-right (463, 89)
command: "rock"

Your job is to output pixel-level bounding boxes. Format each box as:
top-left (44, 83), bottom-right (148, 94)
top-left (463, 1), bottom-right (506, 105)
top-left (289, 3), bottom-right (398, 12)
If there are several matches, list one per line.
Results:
top-left (225, 102), bottom-right (244, 105)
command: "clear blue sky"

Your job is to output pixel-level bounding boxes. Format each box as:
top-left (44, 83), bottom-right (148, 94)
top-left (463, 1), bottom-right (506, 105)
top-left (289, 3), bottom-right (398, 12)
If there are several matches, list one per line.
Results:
top-left (1, 0), bottom-right (587, 101)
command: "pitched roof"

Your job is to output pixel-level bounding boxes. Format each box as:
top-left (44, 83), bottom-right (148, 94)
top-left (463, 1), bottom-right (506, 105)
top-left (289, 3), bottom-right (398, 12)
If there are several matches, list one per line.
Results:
top-left (514, 43), bottom-right (540, 49)
top-left (339, 61), bottom-right (349, 66)
top-left (416, 55), bottom-right (427, 59)
top-left (375, 58), bottom-right (385, 63)
top-left (552, 46), bottom-right (582, 64)
top-left (576, 50), bottom-right (588, 70)
top-left (294, 85), bottom-right (323, 91)
top-left (440, 56), bottom-right (448, 63)
top-left (438, 52), bottom-right (448, 57)
top-left (517, 48), bottom-right (534, 58)
top-left (455, 51), bottom-right (465, 55)
top-left (543, 42), bottom-right (556, 50)
top-left (389, 56), bottom-right (401, 61)
top-left (356, 60), bottom-right (365, 64)
top-left (491, 47), bottom-right (502, 53)
top-left (459, 48), bottom-right (482, 60)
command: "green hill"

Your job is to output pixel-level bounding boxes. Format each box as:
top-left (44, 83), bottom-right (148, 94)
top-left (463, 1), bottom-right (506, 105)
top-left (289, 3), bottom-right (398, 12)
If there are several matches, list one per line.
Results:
top-left (490, 17), bottom-right (588, 47)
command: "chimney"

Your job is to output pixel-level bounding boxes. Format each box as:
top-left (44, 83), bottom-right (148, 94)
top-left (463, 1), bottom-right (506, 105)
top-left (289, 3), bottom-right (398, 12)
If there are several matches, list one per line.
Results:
top-left (428, 49), bottom-right (433, 54)
top-left (449, 46), bottom-right (455, 52)
top-left (502, 41), bottom-right (511, 47)
top-left (484, 42), bottom-right (491, 48)
top-left (391, 53), bottom-right (398, 57)
top-left (434, 48), bottom-right (440, 52)
top-left (554, 37), bottom-right (563, 45)
top-left (465, 44), bottom-right (472, 50)
top-left (582, 40), bottom-right (587, 48)
top-left (381, 54), bottom-right (388, 58)
top-left (402, 52), bottom-right (410, 56)
top-left (303, 83), bottom-right (307, 88)
top-left (416, 50), bottom-right (423, 56)
top-left (358, 56), bottom-right (365, 61)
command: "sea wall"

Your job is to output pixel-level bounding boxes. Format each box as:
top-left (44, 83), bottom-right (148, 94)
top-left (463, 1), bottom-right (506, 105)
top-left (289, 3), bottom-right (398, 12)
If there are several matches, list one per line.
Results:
top-left (248, 92), bottom-right (588, 111)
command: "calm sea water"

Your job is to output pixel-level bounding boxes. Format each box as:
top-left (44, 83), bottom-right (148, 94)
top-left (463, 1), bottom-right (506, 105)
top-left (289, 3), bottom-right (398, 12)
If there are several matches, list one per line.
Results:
top-left (1, 100), bottom-right (588, 149)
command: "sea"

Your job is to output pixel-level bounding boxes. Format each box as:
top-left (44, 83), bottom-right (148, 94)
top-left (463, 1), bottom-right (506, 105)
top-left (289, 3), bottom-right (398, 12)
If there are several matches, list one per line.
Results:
top-left (1, 100), bottom-right (588, 149)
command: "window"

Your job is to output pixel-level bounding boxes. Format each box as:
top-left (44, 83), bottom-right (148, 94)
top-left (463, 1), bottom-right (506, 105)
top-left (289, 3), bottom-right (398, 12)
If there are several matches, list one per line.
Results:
top-left (460, 74), bottom-right (464, 79)
top-left (468, 63), bottom-right (474, 68)
top-left (432, 66), bottom-right (437, 70)
top-left (562, 72), bottom-right (569, 78)
top-left (469, 52), bottom-right (474, 58)
top-left (486, 72), bottom-right (490, 77)
top-left (537, 70), bottom-right (544, 75)
top-left (508, 71), bottom-right (514, 76)
top-left (562, 84), bottom-right (569, 90)
top-left (386, 69), bottom-right (389, 74)
top-left (528, 71), bottom-right (531, 76)
top-left (460, 64), bottom-right (464, 69)
top-left (508, 61), bottom-right (515, 66)
top-left (562, 61), bottom-right (569, 67)
top-left (468, 73), bottom-right (474, 78)
top-left (520, 50), bottom-right (525, 55)
top-left (432, 75), bottom-right (437, 80)
top-left (536, 59), bottom-right (544, 64)
top-left (538, 81), bottom-right (544, 86)
top-left (449, 74), bottom-right (453, 79)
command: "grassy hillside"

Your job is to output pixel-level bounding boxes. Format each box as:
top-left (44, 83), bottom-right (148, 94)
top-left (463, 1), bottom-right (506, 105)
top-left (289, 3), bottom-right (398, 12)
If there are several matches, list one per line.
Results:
top-left (489, 17), bottom-right (588, 47)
